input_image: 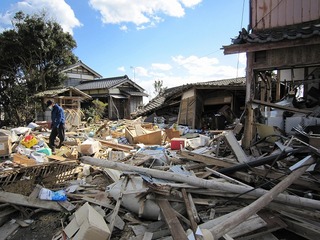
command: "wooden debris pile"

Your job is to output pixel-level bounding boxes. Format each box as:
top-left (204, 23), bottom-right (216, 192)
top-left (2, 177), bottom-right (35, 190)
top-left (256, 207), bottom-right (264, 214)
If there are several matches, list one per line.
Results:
top-left (0, 119), bottom-right (320, 240)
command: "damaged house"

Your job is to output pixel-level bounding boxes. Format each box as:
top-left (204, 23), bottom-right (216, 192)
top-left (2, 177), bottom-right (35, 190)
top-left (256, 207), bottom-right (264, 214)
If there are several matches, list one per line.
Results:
top-left (133, 77), bottom-right (246, 130)
top-left (37, 61), bottom-right (148, 120)
top-left (60, 61), bottom-right (148, 120)
top-left (61, 60), bottom-right (103, 87)
top-left (223, 0), bottom-right (320, 149)
top-left (76, 75), bottom-right (148, 120)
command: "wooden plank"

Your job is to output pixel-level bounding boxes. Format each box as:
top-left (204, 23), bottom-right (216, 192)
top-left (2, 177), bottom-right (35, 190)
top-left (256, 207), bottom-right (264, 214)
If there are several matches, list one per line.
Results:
top-left (224, 131), bottom-right (250, 163)
top-left (282, 217), bottom-right (320, 240)
top-left (96, 138), bottom-right (134, 152)
top-left (47, 155), bottom-right (67, 161)
top-left (187, 192), bottom-right (200, 223)
top-left (28, 184), bottom-right (43, 199)
top-left (82, 156), bottom-right (320, 210)
top-left (0, 221), bottom-right (20, 240)
top-left (228, 214), bottom-right (267, 238)
top-left (142, 232), bottom-right (153, 240)
top-left (0, 207), bottom-right (17, 226)
top-left (58, 200), bottom-right (76, 212)
top-left (84, 195), bottom-right (115, 209)
top-left (178, 150), bottom-right (236, 167)
top-left (253, 168), bottom-right (320, 192)
top-left (107, 176), bottom-right (128, 240)
top-left (181, 189), bottom-right (198, 233)
top-left (208, 155), bottom-right (315, 239)
top-left (105, 213), bottom-right (125, 230)
top-left (223, 234), bottom-right (234, 240)
top-left (157, 199), bottom-right (188, 240)
top-left (134, 124), bottom-right (145, 136)
top-left (254, 233), bottom-right (279, 240)
top-left (237, 210), bottom-right (287, 240)
top-left (0, 191), bottom-right (63, 211)
top-left (251, 99), bottom-right (312, 114)
top-left (267, 202), bottom-right (320, 221)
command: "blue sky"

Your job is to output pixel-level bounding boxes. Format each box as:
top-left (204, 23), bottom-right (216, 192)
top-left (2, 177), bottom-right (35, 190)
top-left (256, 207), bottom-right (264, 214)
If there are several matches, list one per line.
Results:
top-left (0, 0), bottom-right (249, 100)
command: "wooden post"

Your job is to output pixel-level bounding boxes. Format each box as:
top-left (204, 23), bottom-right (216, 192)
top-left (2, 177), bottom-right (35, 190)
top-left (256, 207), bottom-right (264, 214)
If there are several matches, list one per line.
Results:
top-left (107, 176), bottom-right (128, 240)
top-left (275, 71), bottom-right (281, 101)
top-left (181, 189), bottom-right (198, 234)
top-left (241, 102), bottom-right (253, 149)
top-left (242, 51), bottom-right (254, 149)
top-left (157, 199), bottom-right (188, 240)
top-left (208, 155), bottom-right (315, 239)
top-left (81, 156), bottom-right (320, 210)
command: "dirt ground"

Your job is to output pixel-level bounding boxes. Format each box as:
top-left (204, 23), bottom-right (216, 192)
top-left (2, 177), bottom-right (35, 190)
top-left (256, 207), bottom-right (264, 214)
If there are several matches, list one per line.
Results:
top-left (8, 211), bottom-right (64, 240)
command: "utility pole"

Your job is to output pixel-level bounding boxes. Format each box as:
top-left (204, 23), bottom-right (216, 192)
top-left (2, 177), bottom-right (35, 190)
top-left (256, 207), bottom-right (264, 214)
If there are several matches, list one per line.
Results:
top-left (130, 66), bottom-right (135, 81)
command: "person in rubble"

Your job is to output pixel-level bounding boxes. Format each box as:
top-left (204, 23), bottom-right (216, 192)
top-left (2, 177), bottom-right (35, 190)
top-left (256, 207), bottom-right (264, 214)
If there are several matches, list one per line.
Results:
top-left (46, 100), bottom-right (65, 152)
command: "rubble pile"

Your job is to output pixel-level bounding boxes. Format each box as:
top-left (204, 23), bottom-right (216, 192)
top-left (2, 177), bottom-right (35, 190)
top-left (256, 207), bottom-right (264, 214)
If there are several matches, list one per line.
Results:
top-left (0, 116), bottom-right (320, 240)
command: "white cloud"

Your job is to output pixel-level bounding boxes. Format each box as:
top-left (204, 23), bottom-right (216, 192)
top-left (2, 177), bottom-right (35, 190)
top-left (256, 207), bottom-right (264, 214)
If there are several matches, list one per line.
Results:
top-left (117, 66), bottom-right (125, 72)
top-left (89, 0), bottom-right (202, 29)
top-left (135, 67), bottom-right (149, 77)
top-left (0, 0), bottom-right (81, 34)
top-left (119, 25), bottom-right (128, 31)
top-left (180, 0), bottom-right (202, 8)
top-left (151, 63), bottom-right (172, 71)
top-left (172, 55), bottom-right (222, 76)
top-left (136, 54), bottom-right (246, 101)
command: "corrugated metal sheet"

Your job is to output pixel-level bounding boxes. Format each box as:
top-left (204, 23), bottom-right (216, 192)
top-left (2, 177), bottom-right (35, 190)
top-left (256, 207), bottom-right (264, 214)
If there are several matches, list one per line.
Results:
top-left (251, 0), bottom-right (320, 30)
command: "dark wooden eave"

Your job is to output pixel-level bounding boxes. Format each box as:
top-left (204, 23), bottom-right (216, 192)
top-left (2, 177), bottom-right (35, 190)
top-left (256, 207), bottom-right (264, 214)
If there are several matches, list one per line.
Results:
top-left (222, 35), bottom-right (320, 55)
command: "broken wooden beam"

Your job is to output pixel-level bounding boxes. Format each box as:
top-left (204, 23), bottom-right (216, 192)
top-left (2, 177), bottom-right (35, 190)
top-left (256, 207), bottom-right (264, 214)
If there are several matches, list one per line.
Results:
top-left (223, 131), bottom-right (250, 163)
top-left (208, 155), bottom-right (315, 239)
top-left (181, 189), bottom-right (198, 234)
top-left (178, 150), bottom-right (235, 168)
top-left (81, 156), bottom-right (320, 210)
top-left (157, 199), bottom-right (188, 240)
top-left (0, 191), bottom-right (64, 211)
top-left (251, 99), bottom-right (312, 114)
top-left (95, 138), bottom-right (134, 152)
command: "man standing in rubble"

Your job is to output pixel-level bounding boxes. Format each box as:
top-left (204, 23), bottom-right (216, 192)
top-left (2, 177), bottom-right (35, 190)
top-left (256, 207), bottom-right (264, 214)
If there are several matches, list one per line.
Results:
top-left (46, 100), bottom-right (65, 152)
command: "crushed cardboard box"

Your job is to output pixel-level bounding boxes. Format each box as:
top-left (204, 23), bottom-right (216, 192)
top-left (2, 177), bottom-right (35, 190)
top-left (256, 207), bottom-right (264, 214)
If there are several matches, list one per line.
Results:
top-left (64, 202), bottom-right (110, 240)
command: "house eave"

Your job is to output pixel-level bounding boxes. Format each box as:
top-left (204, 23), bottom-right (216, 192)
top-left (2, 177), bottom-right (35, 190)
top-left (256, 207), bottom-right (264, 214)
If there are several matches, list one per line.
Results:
top-left (223, 35), bottom-right (320, 55)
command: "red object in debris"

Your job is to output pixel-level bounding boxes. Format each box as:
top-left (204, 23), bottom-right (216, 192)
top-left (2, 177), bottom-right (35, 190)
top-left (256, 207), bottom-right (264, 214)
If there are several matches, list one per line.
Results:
top-left (170, 138), bottom-right (186, 150)
top-left (24, 135), bottom-right (33, 141)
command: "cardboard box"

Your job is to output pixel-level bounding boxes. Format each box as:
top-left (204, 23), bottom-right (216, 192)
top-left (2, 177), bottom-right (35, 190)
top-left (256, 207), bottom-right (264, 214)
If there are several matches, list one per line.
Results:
top-left (12, 153), bottom-right (37, 166)
top-left (125, 125), bottom-right (162, 145)
top-left (170, 138), bottom-right (186, 150)
top-left (64, 202), bottom-right (110, 240)
top-left (79, 139), bottom-right (102, 155)
top-left (0, 133), bottom-right (12, 157)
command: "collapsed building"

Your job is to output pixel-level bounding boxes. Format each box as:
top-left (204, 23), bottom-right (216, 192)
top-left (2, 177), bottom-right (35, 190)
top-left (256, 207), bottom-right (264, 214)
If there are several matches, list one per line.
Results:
top-left (1, 1), bottom-right (320, 240)
top-left (133, 77), bottom-right (246, 130)
top-left (223, 0), bottom-right (320, 149)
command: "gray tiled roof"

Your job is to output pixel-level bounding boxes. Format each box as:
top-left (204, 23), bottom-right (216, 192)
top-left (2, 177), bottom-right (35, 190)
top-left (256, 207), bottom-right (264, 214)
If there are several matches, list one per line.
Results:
top-left (76, 75), bottom-right (129, 91)
top-left (232, 24), bottom-right (320, 45)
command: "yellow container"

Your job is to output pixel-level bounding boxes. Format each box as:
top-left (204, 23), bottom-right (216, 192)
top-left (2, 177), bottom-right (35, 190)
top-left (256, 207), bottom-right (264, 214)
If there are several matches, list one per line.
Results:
top-left (21, 136), bottom-right (38, 148)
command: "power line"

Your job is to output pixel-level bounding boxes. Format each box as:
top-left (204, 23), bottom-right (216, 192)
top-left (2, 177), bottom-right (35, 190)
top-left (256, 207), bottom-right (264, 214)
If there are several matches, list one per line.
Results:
top-left (236, 0), bottom-right (247, 79)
